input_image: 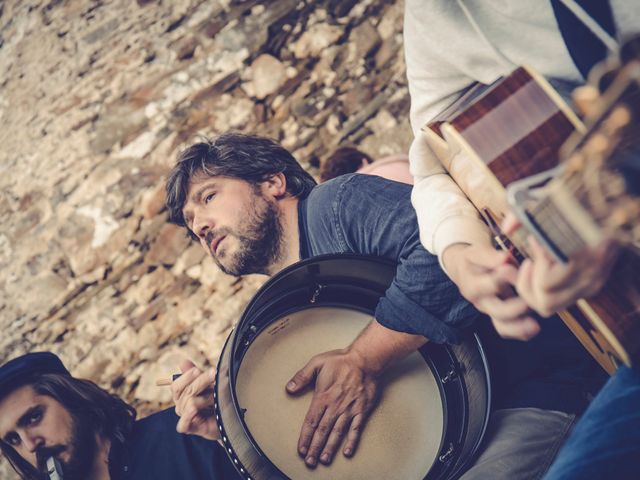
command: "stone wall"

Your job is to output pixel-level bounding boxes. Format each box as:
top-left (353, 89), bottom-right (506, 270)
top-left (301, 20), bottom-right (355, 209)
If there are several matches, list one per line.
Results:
top-left (0, 0), bottom-right (410, 476)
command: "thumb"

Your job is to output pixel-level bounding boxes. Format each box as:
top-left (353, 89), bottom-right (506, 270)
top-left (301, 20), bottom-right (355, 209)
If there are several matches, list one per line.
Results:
top-left (179, 359), bottom-right (197, 374)
top-left (286, 360), bottom-right (318, 394)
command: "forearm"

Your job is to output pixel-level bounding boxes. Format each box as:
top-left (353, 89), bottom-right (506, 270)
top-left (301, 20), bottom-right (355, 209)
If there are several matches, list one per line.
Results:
top-left (412, 176), bottom-right (491, 255)
top-left (408, 133), bottom-right (492, 261)
top-left (347, 320), bottom-right (428, 376)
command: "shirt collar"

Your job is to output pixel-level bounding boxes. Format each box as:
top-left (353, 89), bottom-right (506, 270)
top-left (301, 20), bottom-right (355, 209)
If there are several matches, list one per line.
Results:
top-left (297, 195), bottom-right (311, 260)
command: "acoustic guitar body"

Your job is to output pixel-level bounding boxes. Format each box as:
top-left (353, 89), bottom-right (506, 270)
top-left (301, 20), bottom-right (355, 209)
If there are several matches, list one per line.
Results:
top-left (425, 66), bottom-right (640, 374)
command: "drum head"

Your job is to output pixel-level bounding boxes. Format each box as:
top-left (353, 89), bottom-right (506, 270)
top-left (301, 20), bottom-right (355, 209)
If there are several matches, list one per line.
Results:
top-left (235, 307), bottom-right (444, 480)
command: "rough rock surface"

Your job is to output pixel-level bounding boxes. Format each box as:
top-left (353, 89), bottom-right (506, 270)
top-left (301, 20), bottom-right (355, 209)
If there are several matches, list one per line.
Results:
top-left (0, 1), bottom-right (410, 476)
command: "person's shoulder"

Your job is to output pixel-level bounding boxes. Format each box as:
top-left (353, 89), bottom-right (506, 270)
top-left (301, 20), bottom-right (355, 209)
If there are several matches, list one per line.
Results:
top-left (307, 174), bottom-right (354, 203)
top-left (310, 175), bottom-right (411, 215)
top-left (321, 172), bottom-right (405, 188)
top-left (132, 408), bottom-right (179, 435)
top-left (130, 408), bottom-right (217, 447)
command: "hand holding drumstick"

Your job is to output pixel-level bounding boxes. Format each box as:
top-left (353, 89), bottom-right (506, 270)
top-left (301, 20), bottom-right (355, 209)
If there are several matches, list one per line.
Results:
top-left (168, 360), bottom-right (220, 441)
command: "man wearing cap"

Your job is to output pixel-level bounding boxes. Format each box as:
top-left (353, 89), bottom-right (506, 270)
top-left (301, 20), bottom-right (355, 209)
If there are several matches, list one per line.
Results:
top-left (0, 352), bottom-right (238, 480)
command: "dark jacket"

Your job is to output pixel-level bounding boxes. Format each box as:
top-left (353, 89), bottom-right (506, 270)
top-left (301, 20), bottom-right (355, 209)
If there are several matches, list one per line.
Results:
top-left (108, 408), bottom-right (239, 480)
top-left (298, 174), bottom-right (605, 413)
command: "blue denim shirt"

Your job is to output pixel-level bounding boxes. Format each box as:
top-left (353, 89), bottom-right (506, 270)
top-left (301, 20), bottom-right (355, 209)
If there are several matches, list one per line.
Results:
top-left (298, 173), bottom-right (479, 343)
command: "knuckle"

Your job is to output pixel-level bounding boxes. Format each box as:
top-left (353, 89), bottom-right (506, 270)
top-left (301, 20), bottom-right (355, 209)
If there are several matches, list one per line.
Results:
top-left (592, 278), bottom-right (606, 293)
top-left (316, 423), bottom-right (331, 435)
top-left (495, 326), bottom-right (509, 338)
top-left (350, 423), bottom-right (363, 434)
top-left (304, 417), bottom-right (319, 429)
top-left (540, 283), bottom-right (555, 295)
top-left (308, 444), bottom-right (322, 457)
top-left (492, 322), bottom-right (506, 336)
top-left (538, 302), bottom-right (554, 317)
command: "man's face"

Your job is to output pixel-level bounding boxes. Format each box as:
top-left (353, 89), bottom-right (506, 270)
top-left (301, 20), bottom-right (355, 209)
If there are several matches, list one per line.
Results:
top-left (182, 173), bottom-right (284, 276)
top-left (0, 384), bottom-right (98, 479)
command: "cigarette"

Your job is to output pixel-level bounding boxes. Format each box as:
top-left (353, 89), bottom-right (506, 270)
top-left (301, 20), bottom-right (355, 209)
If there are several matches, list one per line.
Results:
top-left (155, 373), bottom-right (182, 386)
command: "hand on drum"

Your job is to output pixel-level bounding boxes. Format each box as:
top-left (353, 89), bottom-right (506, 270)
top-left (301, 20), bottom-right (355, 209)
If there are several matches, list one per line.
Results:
top-left (171, 359), bottom-right (220, 441)
top-left (286, 348), bottom-right (379, 468)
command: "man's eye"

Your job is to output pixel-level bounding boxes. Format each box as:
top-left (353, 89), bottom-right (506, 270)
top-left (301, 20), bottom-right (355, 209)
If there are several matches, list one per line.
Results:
top-left (205, 193), bottom-right (215, 203)
top-left (6, 433), bottom-right (20, 446)
top-left (27, 410), bottom-right (42, 425)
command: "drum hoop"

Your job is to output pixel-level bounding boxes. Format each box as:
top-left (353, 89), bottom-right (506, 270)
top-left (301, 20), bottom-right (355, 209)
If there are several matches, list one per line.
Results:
top-left (237, 254), bottom-right (397, 322)
top-left (438, 332), bottom-right (492, 480)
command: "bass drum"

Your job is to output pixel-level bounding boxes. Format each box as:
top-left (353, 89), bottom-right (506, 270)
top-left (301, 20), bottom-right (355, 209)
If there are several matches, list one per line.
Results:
top-left (214, 255), bottom-right (491, 480)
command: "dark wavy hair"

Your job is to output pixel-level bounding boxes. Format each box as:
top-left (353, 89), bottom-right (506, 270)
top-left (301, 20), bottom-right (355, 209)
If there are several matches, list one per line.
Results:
top-left (165, 132), bottom-right (317, 238)
top-left (320, 146), bottom-right (373, 182)
top-left (0, 374), bottom-right (136, 480)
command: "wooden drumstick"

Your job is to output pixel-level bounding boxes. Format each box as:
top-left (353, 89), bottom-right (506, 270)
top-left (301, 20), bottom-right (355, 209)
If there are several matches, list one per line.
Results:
top-left (156, 373), bottom-right (182, 386)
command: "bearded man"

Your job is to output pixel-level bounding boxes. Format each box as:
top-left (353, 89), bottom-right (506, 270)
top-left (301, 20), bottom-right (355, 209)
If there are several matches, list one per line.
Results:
top-left (0, 352), bottom-right (239, 480)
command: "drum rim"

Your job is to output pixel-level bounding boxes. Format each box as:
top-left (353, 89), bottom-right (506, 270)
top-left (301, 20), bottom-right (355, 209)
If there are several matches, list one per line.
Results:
top-left (238, 254), bottom-right (398, 323)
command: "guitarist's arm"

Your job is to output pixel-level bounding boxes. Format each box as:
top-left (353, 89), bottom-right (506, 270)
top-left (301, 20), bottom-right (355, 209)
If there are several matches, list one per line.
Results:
top-left (409, 132), bottom-right (539, 339)
top-left (405, 4), bottom-right (538, 336)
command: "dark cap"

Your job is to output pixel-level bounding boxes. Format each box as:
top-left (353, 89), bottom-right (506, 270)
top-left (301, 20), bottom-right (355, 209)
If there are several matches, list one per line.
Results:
top-left (0, 352), bottom-right (70, 400)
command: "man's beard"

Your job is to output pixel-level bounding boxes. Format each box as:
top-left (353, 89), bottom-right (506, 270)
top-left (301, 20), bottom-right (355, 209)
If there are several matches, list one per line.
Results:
top-left (207, 194), bottom-right (284, 276)
top-left (34, 412), bottom-right (99, 480)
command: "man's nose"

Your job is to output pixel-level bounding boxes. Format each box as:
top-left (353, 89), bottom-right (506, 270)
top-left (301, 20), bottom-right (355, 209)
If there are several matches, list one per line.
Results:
top-left (193, 210), bottom-right (213, 238)
top-left (23, 434), bottom-right (44, 453)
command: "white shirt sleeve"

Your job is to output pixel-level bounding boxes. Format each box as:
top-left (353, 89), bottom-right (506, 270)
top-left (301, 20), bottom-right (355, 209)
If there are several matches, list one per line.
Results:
top-left (404, 1), bottom-right (493, 260)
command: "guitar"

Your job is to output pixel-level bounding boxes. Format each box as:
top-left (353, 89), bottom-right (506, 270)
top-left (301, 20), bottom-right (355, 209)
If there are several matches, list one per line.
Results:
top-left (422, 44), bottom-right (640, 374)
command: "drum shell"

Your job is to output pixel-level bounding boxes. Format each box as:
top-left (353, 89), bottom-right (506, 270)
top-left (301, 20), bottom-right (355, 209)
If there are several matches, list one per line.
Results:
top-left (214, 255), bottom-right (491, 480)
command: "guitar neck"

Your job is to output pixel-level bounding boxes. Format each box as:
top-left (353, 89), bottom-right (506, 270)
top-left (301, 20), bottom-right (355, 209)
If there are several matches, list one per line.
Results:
top-left (525, 180), bottom-right (598, 260)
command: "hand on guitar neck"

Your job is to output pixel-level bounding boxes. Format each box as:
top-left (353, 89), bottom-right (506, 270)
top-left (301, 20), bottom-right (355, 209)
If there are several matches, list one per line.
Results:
top-left (441, 242), bottom-right (541, 340)
top-left (497, 213), bottom-right (622, 340)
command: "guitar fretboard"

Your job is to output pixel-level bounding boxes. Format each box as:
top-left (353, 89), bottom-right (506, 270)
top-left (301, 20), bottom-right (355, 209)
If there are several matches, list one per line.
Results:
top-left (528, 194), bottom-right (587, 260)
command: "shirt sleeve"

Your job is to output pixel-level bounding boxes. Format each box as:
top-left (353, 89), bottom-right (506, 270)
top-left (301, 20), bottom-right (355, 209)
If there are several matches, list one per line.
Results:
top-left (313, 175), bottom-right (480, 343)
top-left (404, 0), bottom-right (492, 260)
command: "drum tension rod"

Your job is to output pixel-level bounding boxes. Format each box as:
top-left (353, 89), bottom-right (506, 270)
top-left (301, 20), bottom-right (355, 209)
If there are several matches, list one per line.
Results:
top-left (242, 325), bottom-right (258, 347)
top-left (438, 443), bottom-right (455, 463)
top-left (441, 364), bottom-right (460, 384)
top-left (309, 284), bottom-right (326, 304)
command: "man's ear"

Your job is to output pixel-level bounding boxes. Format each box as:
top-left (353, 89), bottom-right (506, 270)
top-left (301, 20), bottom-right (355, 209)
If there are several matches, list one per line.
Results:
top-left (262, 173), bottom-right (287, 198)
